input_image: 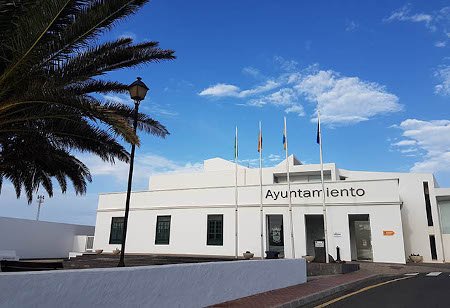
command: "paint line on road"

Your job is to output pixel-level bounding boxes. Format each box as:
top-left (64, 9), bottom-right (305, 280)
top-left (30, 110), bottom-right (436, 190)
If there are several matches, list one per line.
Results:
top-left (314, 276), bottom-right (413, 308)
top-left (426, 272), bottom-right (442, 276)
top-left (404, 273), bottom-right (419, 276)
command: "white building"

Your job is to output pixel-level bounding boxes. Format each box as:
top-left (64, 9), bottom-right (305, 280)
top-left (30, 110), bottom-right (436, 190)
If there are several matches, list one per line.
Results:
top-left (93, 156), bottom-right (450, 264)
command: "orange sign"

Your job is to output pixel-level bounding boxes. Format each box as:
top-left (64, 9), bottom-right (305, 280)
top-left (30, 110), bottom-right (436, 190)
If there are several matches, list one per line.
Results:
top-left (383, 230), bottom-right (395, 236)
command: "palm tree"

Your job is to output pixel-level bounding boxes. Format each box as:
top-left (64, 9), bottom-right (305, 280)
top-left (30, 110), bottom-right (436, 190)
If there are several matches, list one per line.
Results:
top-left (0, 0), bottom-right (175, 202)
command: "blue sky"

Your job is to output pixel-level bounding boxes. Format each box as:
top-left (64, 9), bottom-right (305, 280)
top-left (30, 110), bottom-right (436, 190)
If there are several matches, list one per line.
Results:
top-left (2, 0), bottom-right (449, 225)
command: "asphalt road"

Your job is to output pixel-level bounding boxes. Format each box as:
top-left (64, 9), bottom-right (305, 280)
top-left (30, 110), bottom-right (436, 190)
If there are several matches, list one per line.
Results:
top-left (312, 272), bottom-right (450, 308)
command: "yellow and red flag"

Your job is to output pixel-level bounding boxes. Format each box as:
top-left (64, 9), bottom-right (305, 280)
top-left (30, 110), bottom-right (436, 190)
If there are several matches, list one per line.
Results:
top-left (257, 130), bottom-right (262, 153)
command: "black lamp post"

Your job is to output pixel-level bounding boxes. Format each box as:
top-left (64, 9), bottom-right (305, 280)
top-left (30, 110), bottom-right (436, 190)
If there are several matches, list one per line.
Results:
top-left (118, 77), bottom-right (149, 267)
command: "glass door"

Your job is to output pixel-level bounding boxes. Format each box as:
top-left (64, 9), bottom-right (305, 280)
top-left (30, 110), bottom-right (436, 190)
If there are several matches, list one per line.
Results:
top-left (267, 215), bottom-right (284, 257)
top-left (354, 220), bottom-right (373, 261)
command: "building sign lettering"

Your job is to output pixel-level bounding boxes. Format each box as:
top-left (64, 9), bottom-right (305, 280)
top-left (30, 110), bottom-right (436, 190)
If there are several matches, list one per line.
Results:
top-left (265, 187), bottom-right (366, 201)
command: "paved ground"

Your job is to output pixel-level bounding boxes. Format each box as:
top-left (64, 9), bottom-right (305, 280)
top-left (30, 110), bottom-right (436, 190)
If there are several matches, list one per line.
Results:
top-left (312, 272), bottom-right (450, 307)
top-left (212, 270), bottom-right (380, 307)
top-left (213, 262), bottom-right (450, 307)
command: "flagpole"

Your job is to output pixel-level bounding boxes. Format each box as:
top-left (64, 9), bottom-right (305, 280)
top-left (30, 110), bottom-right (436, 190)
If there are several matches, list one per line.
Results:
top-left (284, 117), bottom-right (295, 259)
top-left (259, 121), bottom-right (264, 260)
top-left (234, 126), bottom-right (239, 260)
top-left (318, 110), bottom-right (330, 263)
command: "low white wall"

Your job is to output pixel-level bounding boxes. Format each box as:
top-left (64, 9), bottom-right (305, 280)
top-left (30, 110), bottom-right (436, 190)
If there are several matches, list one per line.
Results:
top-left (72, 236), bottom-right (87, 252)
top-left (0, 217), bottom-right (94, 259)
top-left (0, 259), bottom-right (306, 307)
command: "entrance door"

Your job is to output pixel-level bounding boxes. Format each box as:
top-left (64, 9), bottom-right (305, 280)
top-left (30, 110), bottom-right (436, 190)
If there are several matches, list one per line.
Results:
top-left (305, 215), bottom-right (324, 257)
top-left (354, 221), bottom-right (373, 261)
top-left (348, 214), bottom-right (373, 261)
top-left (267, 215), bottom-right (284, 257)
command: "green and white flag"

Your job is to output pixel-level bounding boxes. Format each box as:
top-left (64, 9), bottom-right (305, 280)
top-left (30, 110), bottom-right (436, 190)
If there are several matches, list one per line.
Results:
top-left (234, 126), bottom-right (238, 159)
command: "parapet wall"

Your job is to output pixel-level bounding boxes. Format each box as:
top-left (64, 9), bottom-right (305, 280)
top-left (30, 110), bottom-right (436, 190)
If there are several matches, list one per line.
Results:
top-left (0, 217), bottom-right (94, 259)
top-left (0, 259), bottom-right (307, 307)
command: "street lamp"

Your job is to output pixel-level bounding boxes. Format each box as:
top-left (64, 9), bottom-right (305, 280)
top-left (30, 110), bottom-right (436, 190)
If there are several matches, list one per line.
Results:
top-left (118, 77), bottom-right (149, 267)
top-left (36, 195), bottom-right (44, 221)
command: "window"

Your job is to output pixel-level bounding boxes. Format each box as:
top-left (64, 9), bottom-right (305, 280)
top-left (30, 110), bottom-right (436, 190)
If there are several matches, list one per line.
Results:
top-left (207, 215), bottom-right (223, 246)
top-left (429, 235), bottom-right (437, 260)
top-left (155, 216), bottom-right (171, 245)
top-left (109, 217), bottom-right (124, 244)
top-left (423, 182), bottom-right (433, 226)
top-left (439, 201), bottom-right (450, 234)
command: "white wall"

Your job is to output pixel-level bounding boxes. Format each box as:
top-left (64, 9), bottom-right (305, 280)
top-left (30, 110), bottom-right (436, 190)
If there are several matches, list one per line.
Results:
top-left (0, 259), bottom-right (307, 308)
top-left (149, 157), bottom-right (337, 190)
top-left (0, 217), bottom-right (94, 259)
top-left (99, 178), bottom-right (400, 211)
top-left (342, 170), bottom-right (445, 262)
top-left (94, 203), bottom-right (405, 263)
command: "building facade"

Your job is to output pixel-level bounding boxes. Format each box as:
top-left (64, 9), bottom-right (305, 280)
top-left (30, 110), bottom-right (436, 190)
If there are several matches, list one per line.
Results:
top-left (93, 156), bottom-right (450, 264)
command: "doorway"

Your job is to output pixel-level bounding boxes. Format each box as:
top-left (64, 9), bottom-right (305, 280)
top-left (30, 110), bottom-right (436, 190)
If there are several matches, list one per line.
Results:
top-left (305, 215), bottom-right (325, 257)
top-left (266, 215), bottom-right (284, 257)
top-left (348, 214), bottom-right (373, 261)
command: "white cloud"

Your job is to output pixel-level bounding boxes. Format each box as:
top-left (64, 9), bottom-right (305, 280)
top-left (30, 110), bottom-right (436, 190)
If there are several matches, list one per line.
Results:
top-left (200, 51), bottom-right (406, 123)
top-left (198, 83), bottom-right (240, 97)
top-left (200, 61), bottom-right (401, 122)
top-left (393, 140), bottom-right (417, 146)
top-left (394, 119), bottom-right (450, 175)
top-left (238, 154), bottom-right (282, 167)
top-left (249, 88), bottom-right (295, 106)
top-left (103, 94), bottom-right (132, 105)
top-left (199, 80), bottom-right (279, 98)
top-left (242, 67), bottom-right (261, 78)
top-left (400, 148), bottom-right (418, 154)
top-left (237, 158), bottom-right (260, 168)
top-left (200, 78), bottom-right (303, 115)
top-left (384, 5), bottom-right (450, 46)
top-left (384, 5), bottom-right (434, 29)
top-left (118, 31), bottom-right (137, 40)
top-left (434, 65), bottom-right (450, 96)
top-left (345, 20), bottom-right (359, 32)
top-left (268, 154), bottom-right (282, 162)
top-left (238, 80), bottom-right (280, 97)
top-left (284, 105), bottom-right (305, 116)
top-left (141, 104), bottom-right (178, 117)
top-left (274, 56), bottom-right (299, 71)
top-left (297, 70), bottom-right (402, 125)
top-left (246, 87), bottom-right (304, 116)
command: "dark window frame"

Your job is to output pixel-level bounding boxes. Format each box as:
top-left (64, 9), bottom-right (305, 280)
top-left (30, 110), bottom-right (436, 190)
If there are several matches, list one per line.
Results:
top-left (155, 215), bottom-right (171, 245)
top-left (423, 182), bottom-right (434, 226)
top-left (109, 217), bottom-right (124, 244)
top-left (429, 235), bottom-right (438, 260)
top-left (207, 214), bottom-right (223, 246)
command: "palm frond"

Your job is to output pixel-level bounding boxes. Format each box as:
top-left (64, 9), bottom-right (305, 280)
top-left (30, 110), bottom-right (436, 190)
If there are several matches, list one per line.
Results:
top-left (0, 0), bottom-right (174, 203)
